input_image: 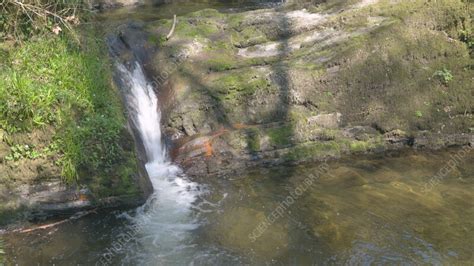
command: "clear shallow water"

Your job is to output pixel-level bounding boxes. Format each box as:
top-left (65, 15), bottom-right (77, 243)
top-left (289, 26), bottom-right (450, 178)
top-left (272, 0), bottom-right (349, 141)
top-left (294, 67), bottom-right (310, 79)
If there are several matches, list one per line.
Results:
top-left (96, 0), bottom-right (281, 22)
top-left (2, 149), bottom-right (473, 265)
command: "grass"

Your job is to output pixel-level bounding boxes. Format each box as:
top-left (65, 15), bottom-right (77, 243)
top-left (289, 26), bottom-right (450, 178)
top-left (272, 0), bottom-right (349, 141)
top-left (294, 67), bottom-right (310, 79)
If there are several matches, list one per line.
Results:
top-left (0, 30), bottom-right (132, 184)
top-left (0, 0), bottom-right (84, 42)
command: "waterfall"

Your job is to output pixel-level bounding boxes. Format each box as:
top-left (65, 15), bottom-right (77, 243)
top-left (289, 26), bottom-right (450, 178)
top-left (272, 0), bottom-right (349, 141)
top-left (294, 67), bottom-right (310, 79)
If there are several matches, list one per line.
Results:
top-left (118, 62), bottom-right (165, 165)
top-left (115, 62), bottom-right (202, 264)
top-left (116, 62), bottom-right (182, 188)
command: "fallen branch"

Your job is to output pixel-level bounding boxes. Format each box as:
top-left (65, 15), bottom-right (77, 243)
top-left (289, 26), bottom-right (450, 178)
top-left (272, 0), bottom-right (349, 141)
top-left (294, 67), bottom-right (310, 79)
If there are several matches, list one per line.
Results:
top-left (12, 209), bottom-right (97, 234)
top-left (4, 0), bottom-right (80, 42)
top-left (166, 14), bottom-right (177, 40)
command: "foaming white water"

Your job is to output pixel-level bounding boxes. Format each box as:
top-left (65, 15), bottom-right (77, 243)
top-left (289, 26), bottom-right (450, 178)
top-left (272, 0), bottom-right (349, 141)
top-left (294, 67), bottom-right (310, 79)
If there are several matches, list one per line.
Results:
top-left (116, 62), bottom-right (203, 264)
top-left (117, 63), bottom-right (166, 165)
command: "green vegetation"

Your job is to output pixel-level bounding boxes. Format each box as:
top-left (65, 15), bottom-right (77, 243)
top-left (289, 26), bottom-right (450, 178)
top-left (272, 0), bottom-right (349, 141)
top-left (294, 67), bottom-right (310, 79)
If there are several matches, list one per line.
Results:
top-left (433, 68), bottom-right (454, 84)
top-left (207, 55), bottom-right (236, 71)
top-left (175, 18), bottom-right (219, 39)
top-left (349, 139), bottom-right (383, 153)
top-left (230, 26), bottom-right (268, 48)
top-left (267, 125), bottom-right (294, 147)
top-left (458, 28), bottom-right (473, 55)
top-left (0, 34), bottom-right (131, 183)
top-left (212, 70), bottom-right (270, 104)
top-left (148, 34), bottom-right (167, 47)
top-left (284, 141), bottom-right (343, 162)
top-left (331, 0), bottom-right (473, 133)
top-left (4, 144), bottom-right (41, 161)
top-left (0, 0), bottom-right (147, 218)
top-left (0, 0), bottom-right (83, 41)
top-left (246, 127), bottom-right (260, 153)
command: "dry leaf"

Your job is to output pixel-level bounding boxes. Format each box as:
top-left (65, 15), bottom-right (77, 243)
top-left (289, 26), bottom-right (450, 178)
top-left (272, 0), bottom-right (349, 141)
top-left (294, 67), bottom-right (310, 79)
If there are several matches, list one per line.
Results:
top-left (52, 25), bottom-right (62, 35)
top-left (65, 15), bottom-right (80, 25)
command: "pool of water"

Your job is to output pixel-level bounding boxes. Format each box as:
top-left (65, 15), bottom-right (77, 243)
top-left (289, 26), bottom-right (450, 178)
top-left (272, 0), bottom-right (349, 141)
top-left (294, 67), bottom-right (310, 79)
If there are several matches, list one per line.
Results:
top-left (2, 149), bottom-right (473, 265)
top-left (96, 0), bottom-right (281, 22)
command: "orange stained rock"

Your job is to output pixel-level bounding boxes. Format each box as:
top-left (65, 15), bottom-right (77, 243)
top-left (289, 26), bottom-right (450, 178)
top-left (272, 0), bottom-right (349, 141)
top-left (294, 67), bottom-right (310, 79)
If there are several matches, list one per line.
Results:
top-left (212, 127), bottom-right (229, 138)
top-left (79, 194), bottom-right (88, 201)
top-left (233, 123), bottom-right (249, 129)
top-left (204, 140), bottom-right (213, 157)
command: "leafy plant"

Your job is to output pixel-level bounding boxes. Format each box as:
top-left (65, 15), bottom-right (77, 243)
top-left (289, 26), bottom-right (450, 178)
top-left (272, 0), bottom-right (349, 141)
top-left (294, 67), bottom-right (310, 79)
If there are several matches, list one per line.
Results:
top-left (415, 110), bottom-right (423, 118)
top-left (4, 144), bottom-right (41, 161)
top-left (433, 68), bottom-right (454, 84)
top-left (459, 29), bottom-right (473, 52)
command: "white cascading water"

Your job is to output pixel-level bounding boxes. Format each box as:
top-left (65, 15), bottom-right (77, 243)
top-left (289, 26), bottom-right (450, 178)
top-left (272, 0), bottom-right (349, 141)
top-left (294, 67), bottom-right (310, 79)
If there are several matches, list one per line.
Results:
top-left (116, 62), bottom-right (203, 264)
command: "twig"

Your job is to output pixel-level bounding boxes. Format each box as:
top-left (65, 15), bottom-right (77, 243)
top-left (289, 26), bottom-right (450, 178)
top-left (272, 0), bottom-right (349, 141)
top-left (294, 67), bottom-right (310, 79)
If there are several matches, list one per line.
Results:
top-left (166, 14), bottom-right (177, 40)
top-left (12, 209), bottom-right (97, 234)
top-left (8, 0), bottom-right (79, 42)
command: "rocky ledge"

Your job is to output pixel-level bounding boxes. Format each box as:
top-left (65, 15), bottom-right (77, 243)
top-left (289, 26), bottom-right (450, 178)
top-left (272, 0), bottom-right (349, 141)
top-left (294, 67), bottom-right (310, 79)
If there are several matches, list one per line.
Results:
top-left (109, 0), bottom-right (473, 178)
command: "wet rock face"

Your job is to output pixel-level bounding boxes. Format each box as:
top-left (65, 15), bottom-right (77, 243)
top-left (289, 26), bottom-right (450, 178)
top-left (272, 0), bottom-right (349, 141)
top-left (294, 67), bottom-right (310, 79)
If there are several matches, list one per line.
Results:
top-left (111, 0), bottom-right (473, 177)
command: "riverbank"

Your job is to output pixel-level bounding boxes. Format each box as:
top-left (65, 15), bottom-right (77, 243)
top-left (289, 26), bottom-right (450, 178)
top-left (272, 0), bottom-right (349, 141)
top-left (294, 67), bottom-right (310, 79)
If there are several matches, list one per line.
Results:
top-left (0, 26), bottom-right (151, 226)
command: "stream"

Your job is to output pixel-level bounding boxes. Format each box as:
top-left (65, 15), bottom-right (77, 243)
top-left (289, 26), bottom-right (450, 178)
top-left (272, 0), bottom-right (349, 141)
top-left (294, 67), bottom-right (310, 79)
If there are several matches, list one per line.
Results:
top-left (3, 148), bottom-right (473, 265)
top-left (2, 1), bottom-right (473, 265)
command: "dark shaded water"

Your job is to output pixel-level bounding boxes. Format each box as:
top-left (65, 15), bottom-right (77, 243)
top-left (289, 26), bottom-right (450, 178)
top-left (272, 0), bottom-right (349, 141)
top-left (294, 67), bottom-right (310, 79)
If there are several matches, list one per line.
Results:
top-left (2, 149), bottom-right (473, 265)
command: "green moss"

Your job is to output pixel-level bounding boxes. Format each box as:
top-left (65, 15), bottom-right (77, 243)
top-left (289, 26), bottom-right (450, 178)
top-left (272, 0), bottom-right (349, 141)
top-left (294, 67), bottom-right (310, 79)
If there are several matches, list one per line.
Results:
top-left (349, 137), bottom-right (384, 153)
top-left (207, 54), bottom-right (237, 71)
top-left (319, 129), bottom-right (338, 141)
top-left (331, 0), bottom-right (472, 133)
top-left (349, 141), bottom-right (369, 153)
top-left (230, 27), bottom-right (268, 47)
top-left (246, 127), bottom-right (261, 153)
top-left (207, 39), bottom-right (234, 51)
top-left (148, 34), bottom-right (167, 47)
top-left (266, 125), bottom-right (294, 147)
top-left (280, 135), bottom-right (386, 162)
top-left (227, 13), bottom-right (246, 29)
top-left (284, 141), bottom-right (344, 161)
top-left (211, 70), bottom-right (270, 103)
top-left (175, 18), bottom-right (219, 39)
top-left (89, 156), bottom-right (140, 198)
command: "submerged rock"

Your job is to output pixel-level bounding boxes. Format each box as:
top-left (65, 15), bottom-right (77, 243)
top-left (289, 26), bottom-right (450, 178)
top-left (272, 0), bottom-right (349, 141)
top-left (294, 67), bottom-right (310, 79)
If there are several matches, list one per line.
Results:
top-left (206, 206), bottom-right (288, 261)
